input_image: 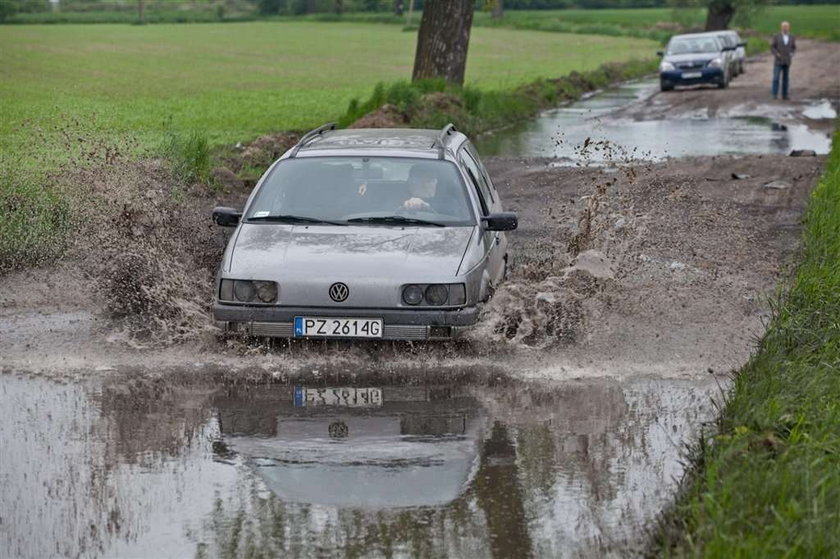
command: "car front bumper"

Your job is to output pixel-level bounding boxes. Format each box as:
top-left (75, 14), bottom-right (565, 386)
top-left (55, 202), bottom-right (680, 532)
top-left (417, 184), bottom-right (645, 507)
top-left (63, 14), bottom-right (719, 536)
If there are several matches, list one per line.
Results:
top-left (660, 68), bottom-right (724, 87)
top-left (213, 303), bottom-right (480, 341)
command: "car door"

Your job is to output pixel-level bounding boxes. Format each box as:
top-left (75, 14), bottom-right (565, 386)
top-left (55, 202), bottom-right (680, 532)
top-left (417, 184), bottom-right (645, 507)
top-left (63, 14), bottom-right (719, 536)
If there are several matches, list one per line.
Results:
top-left (458, 144), bottom-right (507, 287)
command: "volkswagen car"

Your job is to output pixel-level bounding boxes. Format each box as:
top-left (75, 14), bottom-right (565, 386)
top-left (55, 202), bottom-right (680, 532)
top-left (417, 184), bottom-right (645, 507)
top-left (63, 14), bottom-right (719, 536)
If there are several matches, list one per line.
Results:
top-left (658, 32), bottom-right (737, 91)
top-left (211, 123), bottom-right (518, 341)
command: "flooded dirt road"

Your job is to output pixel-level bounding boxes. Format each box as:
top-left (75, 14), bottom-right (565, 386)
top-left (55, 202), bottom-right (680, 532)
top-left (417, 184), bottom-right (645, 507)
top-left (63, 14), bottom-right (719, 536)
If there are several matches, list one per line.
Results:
top-left (0, 369), bottom-right (719, 558)
top-left (478, 39), bottom-right (838, 161)
top-left (0, 39), bottom-right (837, 559)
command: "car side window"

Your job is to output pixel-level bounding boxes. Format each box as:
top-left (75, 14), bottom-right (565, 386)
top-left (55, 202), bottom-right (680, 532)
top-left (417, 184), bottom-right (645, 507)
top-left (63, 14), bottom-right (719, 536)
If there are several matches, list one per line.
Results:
top-left (464, 144), bottom-right (497, 202)
top-left (458, 152), bottom-right (489, 216)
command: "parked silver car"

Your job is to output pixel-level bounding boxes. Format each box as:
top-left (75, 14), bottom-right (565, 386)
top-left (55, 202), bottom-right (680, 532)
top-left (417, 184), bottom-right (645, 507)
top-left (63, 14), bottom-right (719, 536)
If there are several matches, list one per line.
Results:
top-left (715, 30), bottom-right (747, 75)
top-left (212, 123), bottom-right (518, 341)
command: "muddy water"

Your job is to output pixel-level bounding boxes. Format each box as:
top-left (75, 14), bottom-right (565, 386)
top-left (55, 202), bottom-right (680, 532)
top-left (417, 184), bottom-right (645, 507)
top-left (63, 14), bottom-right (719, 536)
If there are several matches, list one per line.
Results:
top-left (476, 80), bottom-right (832, 161)
top-left (0, 370), bottom-right (719, 558)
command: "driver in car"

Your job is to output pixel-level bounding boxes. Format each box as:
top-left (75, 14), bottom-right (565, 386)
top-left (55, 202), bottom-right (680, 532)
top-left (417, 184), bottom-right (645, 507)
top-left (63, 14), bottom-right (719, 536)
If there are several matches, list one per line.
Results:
top-left (402, 164), bottom-right (440, 211)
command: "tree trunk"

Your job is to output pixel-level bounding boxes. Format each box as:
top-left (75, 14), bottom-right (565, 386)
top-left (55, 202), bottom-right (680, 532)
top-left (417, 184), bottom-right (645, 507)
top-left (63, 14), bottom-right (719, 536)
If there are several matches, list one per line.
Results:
top-left (492, 0), bottom-right (503, 19)
top-left (394, 0), bottom-right (403, 16)
top-left (705, 0), bottom-right (735, 30)
top-left (412, 0), bottom-right (474, 86)
top-left (335, 0), bottom-right (344, 14)
top-left (137, 0), bottom-right (144, 23)
top-left (306, 0), bottom-right (317, 14)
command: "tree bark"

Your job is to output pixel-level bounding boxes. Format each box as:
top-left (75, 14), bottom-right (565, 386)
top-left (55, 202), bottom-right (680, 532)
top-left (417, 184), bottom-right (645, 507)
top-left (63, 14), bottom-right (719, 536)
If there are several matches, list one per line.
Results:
top-left (335, 0), bottom-right (344, 14)
top-left (412, 0), bottom-right (474, 86)
top-left (705, 0), bottom-right (735, 30)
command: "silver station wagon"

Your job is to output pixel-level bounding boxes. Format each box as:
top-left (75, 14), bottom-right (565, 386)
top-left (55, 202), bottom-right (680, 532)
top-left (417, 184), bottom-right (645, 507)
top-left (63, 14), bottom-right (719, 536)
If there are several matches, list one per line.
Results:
top-left (212, 123), bottom-right (517, 341)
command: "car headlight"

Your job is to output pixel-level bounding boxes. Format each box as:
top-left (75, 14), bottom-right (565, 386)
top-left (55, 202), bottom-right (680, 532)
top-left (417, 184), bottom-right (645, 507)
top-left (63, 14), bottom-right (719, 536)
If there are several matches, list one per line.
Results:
top-left (220, 279), bottom-right (278, 304)
top-left (401, 284), bottom-right (466, 307)
top-left (660, 61), bottom-right (675, 71)
top-left (402, 284), bottom-right (424, 306)
top-left (708, 58), bottom-right (723, 68)
top-left (425, 284), bottom-right (449, 306)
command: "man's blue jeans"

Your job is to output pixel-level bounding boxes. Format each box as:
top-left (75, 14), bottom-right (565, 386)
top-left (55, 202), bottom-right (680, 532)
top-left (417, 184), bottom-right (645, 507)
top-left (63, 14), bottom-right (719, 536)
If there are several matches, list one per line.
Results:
top-left (772, 63), bottom-right (790, 99)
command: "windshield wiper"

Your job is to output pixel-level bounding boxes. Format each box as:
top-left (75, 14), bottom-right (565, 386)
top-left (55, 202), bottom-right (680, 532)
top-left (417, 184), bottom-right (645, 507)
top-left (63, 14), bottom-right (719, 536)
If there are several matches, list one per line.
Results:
top-left (246, 214), bottom-right (345, 226)
top-left (346, 216), bottom-right (446, 227)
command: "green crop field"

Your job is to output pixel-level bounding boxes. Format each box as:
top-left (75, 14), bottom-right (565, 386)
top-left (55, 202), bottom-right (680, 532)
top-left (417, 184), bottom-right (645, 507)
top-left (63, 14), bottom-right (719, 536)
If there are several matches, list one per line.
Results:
top-left (0, 21), bottom-right (657, 162)
top-left (473, 5), bottom-right (840, 42)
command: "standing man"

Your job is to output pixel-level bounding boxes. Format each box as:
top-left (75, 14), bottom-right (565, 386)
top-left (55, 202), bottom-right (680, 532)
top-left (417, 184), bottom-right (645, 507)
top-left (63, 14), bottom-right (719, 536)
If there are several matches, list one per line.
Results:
top-left (770, 21), bottom-right (796, 100)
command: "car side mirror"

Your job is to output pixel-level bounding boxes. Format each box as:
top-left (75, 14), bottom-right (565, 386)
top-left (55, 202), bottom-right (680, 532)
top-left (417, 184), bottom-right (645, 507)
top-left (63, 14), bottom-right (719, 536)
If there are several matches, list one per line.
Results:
top-left (656, 50), bottom-right (664, 57)
top-left (213, 206), bottom-right (242, 227)
top-left (482, 212), bottom-right (517, 232)
top-left (738, 42), bottom-right (747, 48)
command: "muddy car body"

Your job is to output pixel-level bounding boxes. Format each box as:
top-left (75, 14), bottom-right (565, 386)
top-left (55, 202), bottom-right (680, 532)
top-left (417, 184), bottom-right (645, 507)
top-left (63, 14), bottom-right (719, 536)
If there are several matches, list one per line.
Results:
top-left (658, 32), bottom-right (736, 91)
top-left (212, 124), bottom-right (517, 341)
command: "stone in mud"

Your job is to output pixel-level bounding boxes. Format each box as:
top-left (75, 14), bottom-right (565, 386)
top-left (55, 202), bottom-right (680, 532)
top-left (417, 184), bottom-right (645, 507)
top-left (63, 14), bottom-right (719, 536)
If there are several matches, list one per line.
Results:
top-left (349, 103), bottom-right (408, 129)
top-left (762, 179), bottom-right (791, 190)
top-left (560, 249), bottom-right (615, 296)
top-left (789, 149), bottom-right (816, 157)
top-left (569, 249), bottom-right (615, 280)
top-left (211, 167), bottom-right (243, 192)
top-left (241, 133), bottom-right (299, 167)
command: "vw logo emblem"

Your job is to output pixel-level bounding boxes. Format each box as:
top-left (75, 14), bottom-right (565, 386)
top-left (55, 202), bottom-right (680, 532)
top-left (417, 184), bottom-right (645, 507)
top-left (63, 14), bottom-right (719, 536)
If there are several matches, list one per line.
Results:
top-left (329, 282), bottom-right (349, 303)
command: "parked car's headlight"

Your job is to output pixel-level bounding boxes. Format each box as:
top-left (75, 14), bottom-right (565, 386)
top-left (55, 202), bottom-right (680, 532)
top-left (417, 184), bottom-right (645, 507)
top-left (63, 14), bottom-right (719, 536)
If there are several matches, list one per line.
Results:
top-left (659, 61), bottom-right (675, 71)
top-left (708, 58), bottom-right (723, 68)
top-left (219, 279), bottom-right (278, 304)
top-left (401, 284), bottom-right (466, 307)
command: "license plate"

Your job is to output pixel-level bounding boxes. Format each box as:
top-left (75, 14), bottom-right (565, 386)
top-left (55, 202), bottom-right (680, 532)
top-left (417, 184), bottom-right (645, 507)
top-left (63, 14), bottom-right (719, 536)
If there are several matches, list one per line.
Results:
top-left (294, 317), bottom-right (383, 338)
top-left (682, 72), bottom-right (702, 79)
top-left (294, 386), bottom-right (383, 408)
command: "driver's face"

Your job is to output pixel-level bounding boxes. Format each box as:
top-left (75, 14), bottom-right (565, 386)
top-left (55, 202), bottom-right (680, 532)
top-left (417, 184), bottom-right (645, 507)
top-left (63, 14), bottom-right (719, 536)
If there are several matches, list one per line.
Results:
top-left (410, 177), bottom-right (437, 199)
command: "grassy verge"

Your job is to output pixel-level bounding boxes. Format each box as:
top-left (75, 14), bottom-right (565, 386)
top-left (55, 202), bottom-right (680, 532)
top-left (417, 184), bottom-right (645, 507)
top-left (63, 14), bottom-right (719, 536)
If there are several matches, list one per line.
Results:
top-left (657, 129), bottom-right (840, 555)
top-left (0, 160), bottom-right (73, 272)
top-left (337, 58), bottom-right (657, 137)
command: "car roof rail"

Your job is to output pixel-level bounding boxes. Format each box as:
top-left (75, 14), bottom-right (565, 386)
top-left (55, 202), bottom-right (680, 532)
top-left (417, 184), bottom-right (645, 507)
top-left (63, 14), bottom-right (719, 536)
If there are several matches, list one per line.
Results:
top-left (289, 122), bottom-right (337, 158)
top-left (432, 123), bottom-right (457, 160)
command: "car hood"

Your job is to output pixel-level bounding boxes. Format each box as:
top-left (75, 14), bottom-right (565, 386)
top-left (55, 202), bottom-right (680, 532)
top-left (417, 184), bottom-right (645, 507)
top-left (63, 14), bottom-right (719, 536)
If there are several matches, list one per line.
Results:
top-left (227, 224), bottom-right (475, 279)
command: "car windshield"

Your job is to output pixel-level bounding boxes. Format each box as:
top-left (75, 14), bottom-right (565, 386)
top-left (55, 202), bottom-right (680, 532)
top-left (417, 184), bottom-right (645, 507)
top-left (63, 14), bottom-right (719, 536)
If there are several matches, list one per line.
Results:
top-left (245, 156), bottom-right (475, 226)
top-left (667, 37), bottom-right (721, 55)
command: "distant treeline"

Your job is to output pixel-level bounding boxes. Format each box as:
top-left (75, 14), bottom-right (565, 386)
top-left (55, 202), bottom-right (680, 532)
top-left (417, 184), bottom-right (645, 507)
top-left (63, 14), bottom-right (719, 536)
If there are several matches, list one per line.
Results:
top-left (2, 0), bottom-right (837, 20)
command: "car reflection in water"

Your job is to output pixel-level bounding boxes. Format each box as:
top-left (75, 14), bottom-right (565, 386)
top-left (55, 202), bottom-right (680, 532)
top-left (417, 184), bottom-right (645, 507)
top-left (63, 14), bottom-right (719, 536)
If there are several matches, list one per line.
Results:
top-left (213, 384), bottom-right (484, 509)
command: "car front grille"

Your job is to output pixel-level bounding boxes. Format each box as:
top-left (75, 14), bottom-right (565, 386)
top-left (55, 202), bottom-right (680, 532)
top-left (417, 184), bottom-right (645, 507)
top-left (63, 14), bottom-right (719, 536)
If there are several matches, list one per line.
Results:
top-left (675, 61), bottom-right (705, 70)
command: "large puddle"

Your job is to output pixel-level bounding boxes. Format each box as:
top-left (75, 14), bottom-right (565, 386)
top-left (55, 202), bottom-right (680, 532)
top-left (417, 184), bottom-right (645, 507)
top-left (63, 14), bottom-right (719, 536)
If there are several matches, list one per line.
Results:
top-left (0, 370), bottom-right (719, 558)
top-left (476, 80), bottom-right (833, 162)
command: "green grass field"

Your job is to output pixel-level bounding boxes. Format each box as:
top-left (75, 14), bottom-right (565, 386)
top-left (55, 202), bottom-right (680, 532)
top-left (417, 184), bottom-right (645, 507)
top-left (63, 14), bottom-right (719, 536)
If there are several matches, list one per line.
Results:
top-left (0, 21), bottom-right (656, 163)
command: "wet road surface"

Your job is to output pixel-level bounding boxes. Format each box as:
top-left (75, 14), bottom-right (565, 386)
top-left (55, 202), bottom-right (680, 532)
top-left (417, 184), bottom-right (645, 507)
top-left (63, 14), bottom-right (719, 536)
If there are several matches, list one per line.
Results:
top-left (0, 370), bottom-right (719, 558)
top-left (477, 80), bottom-right (834, 162)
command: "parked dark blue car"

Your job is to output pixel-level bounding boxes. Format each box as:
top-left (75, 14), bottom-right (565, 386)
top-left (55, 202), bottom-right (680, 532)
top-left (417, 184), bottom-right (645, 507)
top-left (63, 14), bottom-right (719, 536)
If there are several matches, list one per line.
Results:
top-left (658, 33), bottom-right (736, 92)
